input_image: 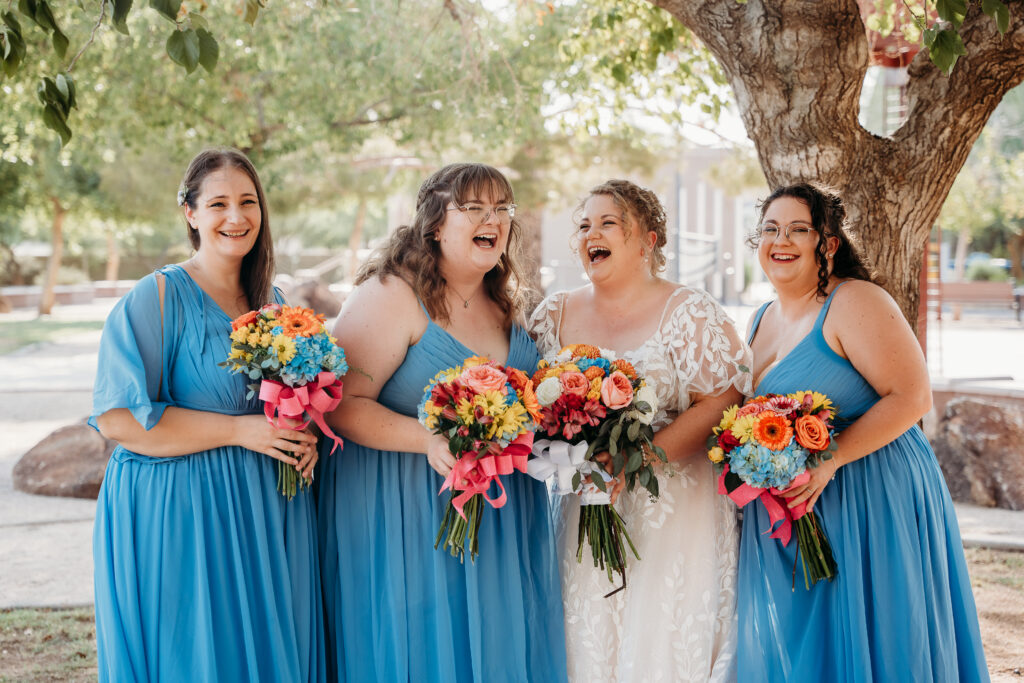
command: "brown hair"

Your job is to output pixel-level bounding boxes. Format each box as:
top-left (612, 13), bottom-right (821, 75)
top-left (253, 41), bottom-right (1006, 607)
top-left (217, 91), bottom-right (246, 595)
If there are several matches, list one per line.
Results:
top-left (179, 148), bottom-right (275, 309)
top-left (753, 182), bottom-right (881, 299)
top-left (575, 179), bottom-right (668, 274)
top-left (357, 163), bottom-right (528, 325)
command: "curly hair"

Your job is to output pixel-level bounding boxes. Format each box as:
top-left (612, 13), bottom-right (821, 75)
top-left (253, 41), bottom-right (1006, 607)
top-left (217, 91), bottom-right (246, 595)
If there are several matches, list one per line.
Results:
top-left (753, 183), bottom-right (881, 299)
top-left (356, 163), bottom-right (528, 326)
top-left (574, 179), bottom-right (669, 275)
top-left (179, 148), bottom-right (275, 309)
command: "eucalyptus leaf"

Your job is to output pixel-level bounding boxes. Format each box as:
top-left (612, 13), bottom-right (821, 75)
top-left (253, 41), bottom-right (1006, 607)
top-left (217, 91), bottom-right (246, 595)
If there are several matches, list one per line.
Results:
top-left (627, 420), bottom-right (640, 442)
top-left (571, 471), bottom-right (582, 492)
top-left (591, 474), bottom-right (607, 492)
top-left (626, 448), bottom-right (643, 473)
top-left (638, 467), bottom-right (651, 488)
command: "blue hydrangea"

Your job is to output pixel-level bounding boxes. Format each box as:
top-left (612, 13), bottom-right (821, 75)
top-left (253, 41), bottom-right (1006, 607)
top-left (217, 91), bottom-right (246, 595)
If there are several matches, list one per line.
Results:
top-left (576, 357), bottom-right (612, 373)
top-left (279, 334), bottom-right (349, 386)
top-left (504, 383), bottom-right (518, 406)
top-left (728, 442), bottom-right (808, 490)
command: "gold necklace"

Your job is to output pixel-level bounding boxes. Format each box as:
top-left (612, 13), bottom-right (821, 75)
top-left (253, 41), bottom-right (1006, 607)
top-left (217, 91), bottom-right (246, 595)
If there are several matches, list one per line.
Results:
top-left (448, 283), bottom-right (479, 309)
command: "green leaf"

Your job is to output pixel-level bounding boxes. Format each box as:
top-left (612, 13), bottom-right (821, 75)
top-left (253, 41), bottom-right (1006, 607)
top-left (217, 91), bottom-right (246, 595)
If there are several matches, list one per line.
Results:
top-left (42, 102), bottom-right (71, 145)
top-left (936, 0), bottom-right (967, 28)
top-left (928, 27), bottom-right (967, 74)
top-left (196, 27), bottom-right (218, 73)
top-left (51, 27), bottom-right (67, 58)
top-left (150, 0), bottom-right (179, 22)
top-left (591, 473), bottom-right (607, 492)
top-left (982, 0), bottom-right (1010, 35)
top-left (571, 471), bottom-right (581, 492)
top-left (55, 72), bottom-right (69, 100)
top-left (626, 420), bottom-right (640, 442)
top-left (167, 27), bottom-right (200, 73)
top-left (609, 422), bottom-right (622, 446)
top-left (610, 62), bottom-right (627, 85)
top-left (626, 448), bottom-right (643, 473)
top-left (187, 11), bottom-right (208, 31)
top-left (638, 467), bottom-right (651, 488)
top-left (112, 0), bottom-right (132, 34)
top-left (923, 26), bottom-right (938, 48)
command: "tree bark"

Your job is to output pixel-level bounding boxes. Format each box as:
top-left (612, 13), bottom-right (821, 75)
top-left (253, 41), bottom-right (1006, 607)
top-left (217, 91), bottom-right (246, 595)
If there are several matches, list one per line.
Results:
top-left (104, 230), bottom-right (121, 283)
top-left (38, 196), bottom-right (66, 316)
top-left (653, 0), bottom-right (1024, 330)
top-left (1009, 229), bottom-right (1024, 282)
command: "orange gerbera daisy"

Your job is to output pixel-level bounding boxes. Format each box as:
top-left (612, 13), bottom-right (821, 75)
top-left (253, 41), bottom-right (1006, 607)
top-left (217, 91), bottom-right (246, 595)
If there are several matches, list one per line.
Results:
top-left (560, 343), bottom-right (601, 359)
top-left (231, 310), bottom-right (259, 331)
top-left (753, 412), bottom-right (794, 451)
top-left (521, 381), bottom-right (543, 423)
top-left (276, 306), bottom-right (325, 337)
top-left (583, 365), bottom-right (605, 381)
top-left (506, 367), bottom-right (529, 393)
top-left (611, 359), bottom-right (638, 379)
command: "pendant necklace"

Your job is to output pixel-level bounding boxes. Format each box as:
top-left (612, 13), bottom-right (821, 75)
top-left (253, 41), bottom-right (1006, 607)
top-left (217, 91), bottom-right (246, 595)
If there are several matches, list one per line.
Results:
top-left (449, 284), bottom-right (479, 309)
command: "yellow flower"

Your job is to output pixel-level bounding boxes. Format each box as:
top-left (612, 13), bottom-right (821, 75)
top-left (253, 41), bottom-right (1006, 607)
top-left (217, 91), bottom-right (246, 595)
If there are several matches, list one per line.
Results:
top-left (717, 405), bottom-right (739, 433)
top-left (537, 359), bottom-right (549, 369)
top-left (708, 446), bottom-right (725, 463)
top-left (424, 414), bottom-right (438, 430)
top-left (455, 397), bottom-right (476, 425)
top-left (230, 325), bottom-right (251, 344)
top-left (246, 331), bottom-right (262, 347)
top-left (730, 414), bottom-right (758, 444)
top-left (228, 347), bottom-right (248, 360)
top-left (789, 391), bottom-right (833, 413)
top-left (423, 401), bottom-right (442, 418)
top-left (463, 356), bottom-right (490, 368)
top-left (260, 332), bottom-right (272, 347)
top-left (586, 377), bottom-right (602, 401)
top-left (272, 334), bottom-right (296, 364)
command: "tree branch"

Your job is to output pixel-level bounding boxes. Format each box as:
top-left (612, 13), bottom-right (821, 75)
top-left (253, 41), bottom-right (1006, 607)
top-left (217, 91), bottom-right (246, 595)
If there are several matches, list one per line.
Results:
top-left (67, 0), bottom-right (108, 73)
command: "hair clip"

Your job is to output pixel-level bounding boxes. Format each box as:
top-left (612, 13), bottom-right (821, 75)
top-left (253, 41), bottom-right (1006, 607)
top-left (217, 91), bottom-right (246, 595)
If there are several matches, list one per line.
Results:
top-left (176, 187), bottom-right (188, 207)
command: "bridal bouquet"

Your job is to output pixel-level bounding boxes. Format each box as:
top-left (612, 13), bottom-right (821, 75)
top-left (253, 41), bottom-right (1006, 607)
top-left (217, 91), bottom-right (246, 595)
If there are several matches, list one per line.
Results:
top-left (418, 356), bottom-right (538, 562)
top-left (527, 344), bottom-right (666, 590)
top-left (708, 391), bottom-right (839, 588)
top-left (221, 304), bottom-right (348, 499)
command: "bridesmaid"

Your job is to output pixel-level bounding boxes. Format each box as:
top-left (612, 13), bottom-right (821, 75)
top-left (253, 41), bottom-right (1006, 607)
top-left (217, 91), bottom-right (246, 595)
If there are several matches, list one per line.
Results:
top-left (318, 163), bottom-right (567, 682)
top-left (737, 183), bottom-right (988, 682)
top-left (91, 148), bottom-right (325, 681)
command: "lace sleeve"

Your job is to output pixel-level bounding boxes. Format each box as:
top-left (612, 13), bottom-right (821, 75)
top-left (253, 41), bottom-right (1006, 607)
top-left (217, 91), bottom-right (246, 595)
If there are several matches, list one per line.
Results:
top-left (667, 288), bottom-right (753, 404)
top-left (527, 292), bottom-right (565, 358)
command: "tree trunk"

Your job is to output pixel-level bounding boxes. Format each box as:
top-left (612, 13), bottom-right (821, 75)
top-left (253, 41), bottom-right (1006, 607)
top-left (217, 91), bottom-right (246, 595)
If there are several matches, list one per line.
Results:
top-left (953, 226), bottom-right (971, 281)
top-left (347, 199), bottom-right (367, 284)
top-left (38, 197), bottom-right (66, 316)
top-left (1009, 229), bottom-right (1024, 283)
top-left (654, 0), bottom-right (1024, 331)
top-left (105, 230), bottom-right (121, 282)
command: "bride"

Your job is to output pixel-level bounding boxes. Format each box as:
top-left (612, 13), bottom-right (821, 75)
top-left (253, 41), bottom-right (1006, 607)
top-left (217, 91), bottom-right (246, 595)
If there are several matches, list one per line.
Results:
top-left (529, 180), bottom-right (752, 682)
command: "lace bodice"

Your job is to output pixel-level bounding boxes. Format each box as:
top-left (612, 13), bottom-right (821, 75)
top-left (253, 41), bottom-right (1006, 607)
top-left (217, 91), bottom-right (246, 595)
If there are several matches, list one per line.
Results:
top-left (528, 285), bottom-right (753, 683)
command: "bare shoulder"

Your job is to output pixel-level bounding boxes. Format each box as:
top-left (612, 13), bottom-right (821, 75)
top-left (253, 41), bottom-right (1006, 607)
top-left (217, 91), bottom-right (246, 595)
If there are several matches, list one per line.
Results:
top-left (335, 273), bottom-right (425, 339)
top-left (826, 279), bottom-right (907, 338)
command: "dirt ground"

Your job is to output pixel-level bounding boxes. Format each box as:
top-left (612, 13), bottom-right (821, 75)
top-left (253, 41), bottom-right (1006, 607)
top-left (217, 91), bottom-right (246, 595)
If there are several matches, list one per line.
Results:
top-left (0, 549), bottom-right (1021, 681)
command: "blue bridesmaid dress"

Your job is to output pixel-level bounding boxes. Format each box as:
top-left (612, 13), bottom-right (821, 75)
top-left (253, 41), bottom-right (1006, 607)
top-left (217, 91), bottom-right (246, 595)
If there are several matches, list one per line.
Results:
top-left (736, 282), bottom-right (989, 682)
top-left (317, 305), bottom-right (568, 683)
top-left (91, 264), bottom-right (326, 682)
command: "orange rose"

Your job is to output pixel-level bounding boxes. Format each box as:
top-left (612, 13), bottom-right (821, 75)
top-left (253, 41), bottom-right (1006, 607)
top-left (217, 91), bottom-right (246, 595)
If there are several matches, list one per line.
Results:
top-left (231, 310), bottom-right (259, 331)
top-left (794, 414), bottom-right (830, 451)
top-left (560, 370), bottom-right (590, 398)
top-left (460, 364), bottom-right (508, 394)
top-left (600, 370), bottom-right (634, 409)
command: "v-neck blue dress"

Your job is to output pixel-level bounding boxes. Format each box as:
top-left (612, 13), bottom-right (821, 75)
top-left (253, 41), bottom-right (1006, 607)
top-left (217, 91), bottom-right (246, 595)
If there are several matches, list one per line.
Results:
top-left (736, 283), bottom-right (989, 682)
top-left (316, 304), bottom-right (567, 683)
top-left (90, 264), bottom-right (325, 682)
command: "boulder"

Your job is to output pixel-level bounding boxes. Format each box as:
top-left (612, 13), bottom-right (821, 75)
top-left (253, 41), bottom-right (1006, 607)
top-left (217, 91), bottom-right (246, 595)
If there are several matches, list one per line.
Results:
top-left (933, 397), bottom-right (1024, 511)
top-left (12, 420), bottom-right (115, 499)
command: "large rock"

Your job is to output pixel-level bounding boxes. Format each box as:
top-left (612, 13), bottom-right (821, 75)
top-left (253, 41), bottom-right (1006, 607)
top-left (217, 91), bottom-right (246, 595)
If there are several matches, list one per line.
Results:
top-left (933, 397), bottom-right (1024, 510)
top-left (12, 420), bottom-right (115, 499)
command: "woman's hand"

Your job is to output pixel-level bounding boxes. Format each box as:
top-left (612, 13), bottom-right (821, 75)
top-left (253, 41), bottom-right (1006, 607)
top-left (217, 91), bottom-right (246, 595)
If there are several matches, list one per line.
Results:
top-left (234, 414), bottom-right (318, 470)
top-left (780, 457), bottom-right (840, 512)
top-left (592, 451), bottom-right (626, 504)
top-left (426, 433), bottom-right (457, 478)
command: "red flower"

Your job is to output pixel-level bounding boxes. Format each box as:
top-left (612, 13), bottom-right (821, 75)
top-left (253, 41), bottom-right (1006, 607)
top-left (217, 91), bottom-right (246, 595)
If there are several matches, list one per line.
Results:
top-left (718, 430), bottom-right (740, 451)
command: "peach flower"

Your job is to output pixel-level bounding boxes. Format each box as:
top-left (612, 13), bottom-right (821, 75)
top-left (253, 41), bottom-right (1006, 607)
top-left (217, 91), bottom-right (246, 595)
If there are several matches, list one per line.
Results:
top-left (794, 414), bottom-right (830, 451)
top-left (460, 364), bottom-right (508, 394)
top-left (560, 370), bottom-right (590, 398)
top-left (600, 371), bottom-right (634, 410)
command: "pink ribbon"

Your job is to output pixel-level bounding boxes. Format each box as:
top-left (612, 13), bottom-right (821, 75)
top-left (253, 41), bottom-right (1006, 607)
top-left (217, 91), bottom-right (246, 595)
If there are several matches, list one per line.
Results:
top-left (258, 371), bottom-right (345, 455)
top-left (440, 431), bottom-right (534, 518)
top-left (718, 465), bottom-right (809, 546)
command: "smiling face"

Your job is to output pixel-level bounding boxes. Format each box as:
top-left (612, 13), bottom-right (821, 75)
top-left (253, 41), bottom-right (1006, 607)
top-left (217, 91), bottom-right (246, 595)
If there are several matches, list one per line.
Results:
top-left (184, 166), bottom-right (262, 262)
top-left (576, 193), bottom-right (654, 284)
top-left (436, 183), bottom-right (512, 278)
top-left (757, 195), bottom-right (837, 291)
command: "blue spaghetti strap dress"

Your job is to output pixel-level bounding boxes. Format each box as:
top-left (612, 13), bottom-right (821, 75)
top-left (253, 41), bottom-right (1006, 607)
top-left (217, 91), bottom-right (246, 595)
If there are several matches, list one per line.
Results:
top-left (316, 303), bottom-right (567, 683)
top-left (90, 264), bottom-right (325, 682)
top-left (736, 282), bottom-right (989, 682)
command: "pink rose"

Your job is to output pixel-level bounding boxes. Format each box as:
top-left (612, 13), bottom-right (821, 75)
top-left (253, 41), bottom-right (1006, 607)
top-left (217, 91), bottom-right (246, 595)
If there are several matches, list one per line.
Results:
top-left (600, 371), bottom-right (634, 410)
top-left (460, 364), bottom-right (508, 394)
top-left (559, 371), bottom-right (590, 398)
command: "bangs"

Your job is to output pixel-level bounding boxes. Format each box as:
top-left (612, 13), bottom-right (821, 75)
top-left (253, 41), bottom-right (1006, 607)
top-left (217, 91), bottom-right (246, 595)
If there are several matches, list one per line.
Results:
top-left (451, 166), bottom-right (514, 206)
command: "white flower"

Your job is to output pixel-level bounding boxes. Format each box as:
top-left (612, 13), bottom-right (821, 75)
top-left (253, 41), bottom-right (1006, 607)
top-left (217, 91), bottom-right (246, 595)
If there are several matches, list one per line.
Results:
top-left (634, 385), bottom-right (659, 424)
top-left (598, 347), bottom-right (617, 361)
top-left (535, 376), bottom-right (563, 406)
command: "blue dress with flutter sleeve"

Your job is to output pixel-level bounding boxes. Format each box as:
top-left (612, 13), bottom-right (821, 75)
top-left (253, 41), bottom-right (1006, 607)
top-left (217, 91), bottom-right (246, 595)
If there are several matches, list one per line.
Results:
top-left (736, 283), bottom-right (989, 682)
top-left (316, 302), bottom-right (568, 683)
top-left (90, 264), bottom-right (325, 682)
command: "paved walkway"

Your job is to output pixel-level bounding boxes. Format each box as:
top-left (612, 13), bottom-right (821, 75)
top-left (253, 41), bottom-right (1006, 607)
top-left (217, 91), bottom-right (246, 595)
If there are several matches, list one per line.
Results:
top-left (1, 300), bottom-right (1022, 608)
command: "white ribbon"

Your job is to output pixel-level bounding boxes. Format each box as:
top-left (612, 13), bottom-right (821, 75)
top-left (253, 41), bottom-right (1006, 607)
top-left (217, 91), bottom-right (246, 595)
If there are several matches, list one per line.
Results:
top-left (527, 439), bottom-right (612, 506)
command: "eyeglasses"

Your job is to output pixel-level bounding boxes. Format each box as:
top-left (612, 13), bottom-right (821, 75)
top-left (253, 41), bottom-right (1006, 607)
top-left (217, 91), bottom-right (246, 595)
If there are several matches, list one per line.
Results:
top-left (447, 203), bottom-right (516, 225)
top-left (756, 221), bottom-right (817, 243)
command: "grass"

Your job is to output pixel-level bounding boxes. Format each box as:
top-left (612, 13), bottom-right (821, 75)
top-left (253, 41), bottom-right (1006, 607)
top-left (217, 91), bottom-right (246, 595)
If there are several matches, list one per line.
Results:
top-left (0, 607), bottom-right (96, 682)
top-left (0, 320), bottom-right (105, 355)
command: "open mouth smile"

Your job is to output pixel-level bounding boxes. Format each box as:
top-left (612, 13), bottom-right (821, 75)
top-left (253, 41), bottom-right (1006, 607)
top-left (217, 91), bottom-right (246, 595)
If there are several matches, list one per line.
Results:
top-left (473, 233), bottom-right (498, 249)
top-left (587, 245), bottom-right (611, 264)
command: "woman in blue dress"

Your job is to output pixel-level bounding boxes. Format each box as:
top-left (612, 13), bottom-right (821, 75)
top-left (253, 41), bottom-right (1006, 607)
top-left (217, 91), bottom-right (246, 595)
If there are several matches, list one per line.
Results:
top-left (737, 183), bottom-right (989, 682)
top-left (318, 163), bottom-right (567, 682)
top-left (91, 148), bottom-right (325, 681)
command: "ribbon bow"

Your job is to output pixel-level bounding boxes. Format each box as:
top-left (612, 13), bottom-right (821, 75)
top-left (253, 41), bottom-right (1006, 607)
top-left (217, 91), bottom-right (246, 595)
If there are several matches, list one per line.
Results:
top-left (440, 431), bottom-right (534, 519)
top-left (527, 439), bottom-right (612, 506)
top-left (717, 464), bottom-right (809, 546)
top-left (259, 370), bottom-right (345, 454)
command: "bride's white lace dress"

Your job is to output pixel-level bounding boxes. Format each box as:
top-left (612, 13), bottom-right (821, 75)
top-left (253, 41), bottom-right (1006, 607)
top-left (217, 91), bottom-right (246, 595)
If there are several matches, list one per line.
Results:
top-left (529, 286), bottom-right (753, 683)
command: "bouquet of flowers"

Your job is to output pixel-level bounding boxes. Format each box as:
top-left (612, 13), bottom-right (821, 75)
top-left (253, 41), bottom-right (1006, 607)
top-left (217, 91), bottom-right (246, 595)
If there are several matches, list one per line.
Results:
top-left (708, 391), bottom-right (839, 588)
top-left (418, 356), bottom-right (538, 562)
top-left (221, 303), bottom-right (348, 499)
top-left (527, 344), bottom-right (666, 591)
